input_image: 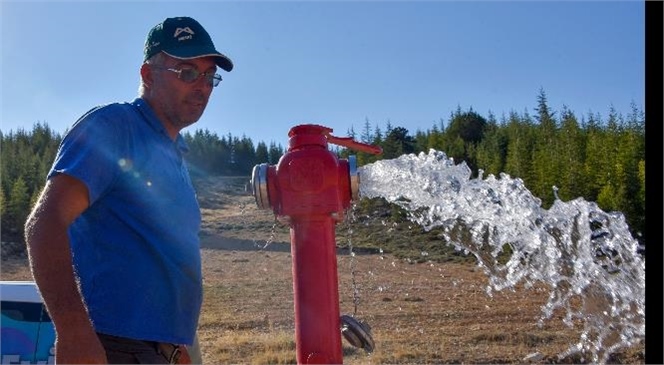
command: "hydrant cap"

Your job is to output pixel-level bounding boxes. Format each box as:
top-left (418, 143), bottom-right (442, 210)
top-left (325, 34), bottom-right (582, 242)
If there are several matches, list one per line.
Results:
top-left (288, 124), bottom-right (333, 137)
top-left (288, 124), bottom-right (333, 151)
top-left (251, 163), bottom-right (271, 209)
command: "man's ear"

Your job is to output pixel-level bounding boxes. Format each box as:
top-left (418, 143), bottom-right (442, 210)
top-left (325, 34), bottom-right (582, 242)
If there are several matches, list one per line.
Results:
top-left (140, 63), bottom-right (154, 88)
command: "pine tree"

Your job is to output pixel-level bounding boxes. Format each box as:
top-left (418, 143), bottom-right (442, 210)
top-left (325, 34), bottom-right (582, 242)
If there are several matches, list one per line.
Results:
top-left (5, 176), bottom-right (30, 240)
top-left (268, 142), bottom-right (284, 165)
top-left (346, 126), bottom-right (356, 139)
top-left (531, 89), bottom-right (561, 206)
top-left (556, 106), bottom-right (586, 201)
top-left (255, 142), bottom-right (269, 164)
top-left (504, 111), bottom-right (535, 184)
top-left (382, 126), bottom-right (415, 159)
top-left (414, 129), bottom-right (429, 154)
top-left (427, 123), bottom-right (443, 151)
top-left (440, 108), bottom-right (487, 172)
top-left (360, 118), bottom-right (373, 144)
top-left (372, 125), bottom-right (383, 146)
top-left (231, 136), bottom-right (257, 175)
top-left (582, 112), bottom-right (607, 199)
top-left (445, 107), bottom-right (487, 145)
top-left (475, 112), bottom-right (507, 177)
top-left (613, 105), bottom-right (645, 236)
top-left (594, 108), bottom-right (621, 210)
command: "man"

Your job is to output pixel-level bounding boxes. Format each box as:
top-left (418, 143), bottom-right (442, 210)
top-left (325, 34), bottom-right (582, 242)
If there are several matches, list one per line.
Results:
top-left (24, 16), bottom-right (233, 364)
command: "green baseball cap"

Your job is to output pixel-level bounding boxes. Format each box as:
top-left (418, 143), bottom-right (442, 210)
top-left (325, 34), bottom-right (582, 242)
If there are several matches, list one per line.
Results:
top-left (144, 16), bottom-right (233, 72)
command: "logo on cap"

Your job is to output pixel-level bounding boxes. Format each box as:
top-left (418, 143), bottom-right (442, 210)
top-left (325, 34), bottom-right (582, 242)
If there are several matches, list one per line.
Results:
top-left (174, 27), bottom-right (195, 41)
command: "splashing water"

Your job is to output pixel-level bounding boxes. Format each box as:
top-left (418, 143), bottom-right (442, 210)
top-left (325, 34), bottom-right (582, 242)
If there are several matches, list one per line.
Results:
top-left (358, 149), bottom-right (645, 364)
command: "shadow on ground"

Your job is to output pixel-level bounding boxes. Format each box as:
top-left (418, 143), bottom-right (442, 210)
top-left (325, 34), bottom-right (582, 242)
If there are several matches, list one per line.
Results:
top-left (199, 233), bottom-right (382, 256)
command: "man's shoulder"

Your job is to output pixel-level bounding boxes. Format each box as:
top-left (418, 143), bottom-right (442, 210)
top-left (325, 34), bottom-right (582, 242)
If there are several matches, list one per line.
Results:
top-left (81, 100), bottom-right (140, 120)
top-left (68, 100), bottom-right (141, 134)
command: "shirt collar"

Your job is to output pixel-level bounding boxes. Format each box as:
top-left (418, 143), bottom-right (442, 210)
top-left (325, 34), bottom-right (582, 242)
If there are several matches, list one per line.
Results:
top-left (132, 98), bottom-right (190, 153)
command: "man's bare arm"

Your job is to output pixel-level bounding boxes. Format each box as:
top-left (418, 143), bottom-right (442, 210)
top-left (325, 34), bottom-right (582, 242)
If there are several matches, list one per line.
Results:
top-left (25, 173), bottom-right (107, 364)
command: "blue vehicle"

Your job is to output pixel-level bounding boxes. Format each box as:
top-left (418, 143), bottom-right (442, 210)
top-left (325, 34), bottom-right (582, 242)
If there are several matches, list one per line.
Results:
top-left (1, 281), bottom-right (55, 364)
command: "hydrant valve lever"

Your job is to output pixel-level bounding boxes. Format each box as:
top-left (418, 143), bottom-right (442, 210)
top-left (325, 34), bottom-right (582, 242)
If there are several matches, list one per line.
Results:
top-left (250, 124), bottom-right (380, 364)
top-left (325, 133), bottom-right (383, 155)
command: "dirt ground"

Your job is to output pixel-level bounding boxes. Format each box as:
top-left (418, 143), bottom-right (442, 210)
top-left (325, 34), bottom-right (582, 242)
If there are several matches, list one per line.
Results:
top-left (0, 177), bottom-right (645, 364)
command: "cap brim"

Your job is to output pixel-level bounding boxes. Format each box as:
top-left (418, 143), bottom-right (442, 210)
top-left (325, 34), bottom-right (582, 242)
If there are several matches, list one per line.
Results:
top-left (163, 47), bottom-right (233, 72)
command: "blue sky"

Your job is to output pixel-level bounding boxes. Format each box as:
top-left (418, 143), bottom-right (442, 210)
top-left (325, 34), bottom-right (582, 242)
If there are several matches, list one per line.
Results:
top-left (1, 1), bottom-right (645, 147)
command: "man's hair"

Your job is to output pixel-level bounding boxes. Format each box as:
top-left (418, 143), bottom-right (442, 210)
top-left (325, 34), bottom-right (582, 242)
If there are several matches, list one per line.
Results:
top-left (138, 52), bottom-right (167, 96)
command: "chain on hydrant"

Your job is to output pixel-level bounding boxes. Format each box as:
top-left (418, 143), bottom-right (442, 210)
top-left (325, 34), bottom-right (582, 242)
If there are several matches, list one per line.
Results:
top-left (251, 124), bottom-right (381, 364)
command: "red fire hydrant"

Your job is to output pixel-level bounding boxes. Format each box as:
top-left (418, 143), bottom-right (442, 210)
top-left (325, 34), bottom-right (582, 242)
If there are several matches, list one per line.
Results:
top-left (251, 124), bottom-right (381, 364)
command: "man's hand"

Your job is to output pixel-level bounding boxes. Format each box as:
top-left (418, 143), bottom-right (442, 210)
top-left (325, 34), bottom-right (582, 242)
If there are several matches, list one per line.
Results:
top-left (178, 346), bottom-right (192, 364)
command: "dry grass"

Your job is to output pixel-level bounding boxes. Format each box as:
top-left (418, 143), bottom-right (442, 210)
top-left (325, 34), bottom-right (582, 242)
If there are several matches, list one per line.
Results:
top-left (194, 248), bottom-right (643, 364)
top-left (1, 177), bottom-right (645, 364)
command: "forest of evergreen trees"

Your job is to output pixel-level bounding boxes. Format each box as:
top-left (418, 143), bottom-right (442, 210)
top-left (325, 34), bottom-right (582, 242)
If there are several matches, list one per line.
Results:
top-left (0, 91), bottom-right (645, 246)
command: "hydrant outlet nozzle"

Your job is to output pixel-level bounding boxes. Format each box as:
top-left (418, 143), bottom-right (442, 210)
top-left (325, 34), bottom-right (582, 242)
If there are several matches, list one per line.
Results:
top-left (251, 163), bottom-right (270, 210)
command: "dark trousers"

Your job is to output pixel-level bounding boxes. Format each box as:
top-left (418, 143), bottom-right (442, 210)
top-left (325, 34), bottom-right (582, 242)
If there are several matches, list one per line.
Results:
top-left (97, 333), bottom-right (171, 364)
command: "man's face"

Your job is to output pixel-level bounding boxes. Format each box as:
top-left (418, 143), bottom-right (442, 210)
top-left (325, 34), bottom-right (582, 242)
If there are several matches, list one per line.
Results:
top-left (148, 55), bottom-right (218, 136)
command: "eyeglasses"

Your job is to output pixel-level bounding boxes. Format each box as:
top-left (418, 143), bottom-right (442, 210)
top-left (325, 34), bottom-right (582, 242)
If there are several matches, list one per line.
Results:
top-left (154, 66), bottom-right (222, 87)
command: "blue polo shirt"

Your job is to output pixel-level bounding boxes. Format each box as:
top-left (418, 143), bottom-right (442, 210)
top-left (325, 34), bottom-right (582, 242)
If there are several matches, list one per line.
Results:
top-left (48, 98), bottom-right (202, 345)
